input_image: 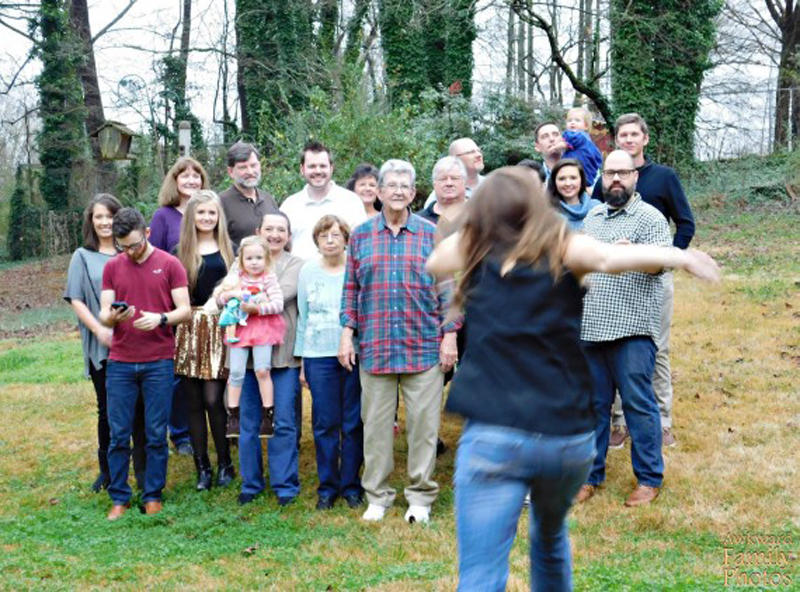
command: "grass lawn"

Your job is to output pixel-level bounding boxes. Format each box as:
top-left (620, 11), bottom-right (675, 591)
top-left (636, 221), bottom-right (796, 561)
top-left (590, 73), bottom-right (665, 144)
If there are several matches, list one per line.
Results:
top-left (0, 176), bottom-right (798, 589)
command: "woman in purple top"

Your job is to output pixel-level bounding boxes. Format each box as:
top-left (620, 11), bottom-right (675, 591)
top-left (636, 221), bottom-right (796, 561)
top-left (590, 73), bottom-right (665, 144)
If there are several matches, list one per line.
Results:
top-left (150, 157), bottom-right (210, 252)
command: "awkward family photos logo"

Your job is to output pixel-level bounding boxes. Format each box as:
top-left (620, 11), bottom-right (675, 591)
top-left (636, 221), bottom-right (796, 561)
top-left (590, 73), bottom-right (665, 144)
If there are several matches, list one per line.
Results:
top-left (722, 532), bottom-right (795, 587)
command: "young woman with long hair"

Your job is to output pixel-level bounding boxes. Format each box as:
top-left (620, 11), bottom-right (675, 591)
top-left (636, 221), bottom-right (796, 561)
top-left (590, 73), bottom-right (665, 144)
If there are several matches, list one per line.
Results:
top-left (427, 167), bottom-right (719, 590)
top-left (174, 190), bottom-right (236, 490)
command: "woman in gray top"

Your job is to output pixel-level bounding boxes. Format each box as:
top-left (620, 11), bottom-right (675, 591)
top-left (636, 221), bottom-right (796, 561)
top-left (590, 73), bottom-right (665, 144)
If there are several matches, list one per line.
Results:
top-left (64, 194), bottom-right (146, 492)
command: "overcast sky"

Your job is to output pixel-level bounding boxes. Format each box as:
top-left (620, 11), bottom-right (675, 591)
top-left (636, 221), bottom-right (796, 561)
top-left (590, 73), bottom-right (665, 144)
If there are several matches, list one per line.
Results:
top-left (0, 0), bottom-right (779, 160)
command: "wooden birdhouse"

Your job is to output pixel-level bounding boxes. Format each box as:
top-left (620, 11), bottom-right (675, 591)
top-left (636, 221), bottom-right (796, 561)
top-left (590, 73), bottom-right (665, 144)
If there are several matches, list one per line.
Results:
top-left (92, 121), bottom-right (139, 160)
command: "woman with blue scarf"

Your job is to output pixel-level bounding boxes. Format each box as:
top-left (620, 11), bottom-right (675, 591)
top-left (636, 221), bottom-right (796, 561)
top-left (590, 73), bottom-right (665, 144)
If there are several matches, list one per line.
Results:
top-left (547, 158), bottom-right (601, 231)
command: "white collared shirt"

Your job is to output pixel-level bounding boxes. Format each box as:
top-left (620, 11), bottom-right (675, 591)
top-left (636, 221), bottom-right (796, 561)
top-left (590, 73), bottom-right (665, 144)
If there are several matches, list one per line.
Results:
top-left (280, 182), bottom-right (368, 260)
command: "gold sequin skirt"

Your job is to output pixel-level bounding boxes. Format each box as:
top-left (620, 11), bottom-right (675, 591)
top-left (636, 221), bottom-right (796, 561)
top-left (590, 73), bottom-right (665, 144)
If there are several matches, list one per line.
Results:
top-left (175, 307), bottom-right (229, 380)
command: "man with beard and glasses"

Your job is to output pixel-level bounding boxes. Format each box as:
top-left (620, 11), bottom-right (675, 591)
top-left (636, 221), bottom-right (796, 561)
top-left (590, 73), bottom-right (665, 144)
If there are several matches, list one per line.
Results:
top-left (220, 142), bottom-right (280, 249)
top-left (575, 150), bottom-right (671, 508)
top-left (281, 141), bottom-right (367, 261)
top-left (593, 113), bottom-right (695, 449)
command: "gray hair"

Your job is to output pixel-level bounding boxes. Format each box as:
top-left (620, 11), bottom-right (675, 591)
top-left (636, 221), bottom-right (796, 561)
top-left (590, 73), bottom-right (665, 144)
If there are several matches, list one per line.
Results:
top-left (431, 156), bottom-right (467, 184)
top-left (378, 159), bottom-right (416, 187)
top-left (227, 142), bottom-right (260, 167)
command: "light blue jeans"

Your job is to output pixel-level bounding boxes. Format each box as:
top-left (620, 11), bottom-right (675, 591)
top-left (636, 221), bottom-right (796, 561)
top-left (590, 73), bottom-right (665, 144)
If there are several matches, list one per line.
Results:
top-left (455, 421), bottom-right (595, 591)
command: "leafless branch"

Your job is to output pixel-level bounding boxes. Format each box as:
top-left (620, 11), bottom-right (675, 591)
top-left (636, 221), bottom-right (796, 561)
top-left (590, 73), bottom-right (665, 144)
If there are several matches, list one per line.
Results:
top-left (91, 0), bottom-right (138, 44)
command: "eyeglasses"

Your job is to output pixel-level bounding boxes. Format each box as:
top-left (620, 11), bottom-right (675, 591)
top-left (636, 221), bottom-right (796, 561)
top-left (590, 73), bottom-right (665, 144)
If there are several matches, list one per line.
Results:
top-left (602, 169), bottom-right (635, 180)
top-left (115, 237), bottom-right (146, 252)
top-left (319, 232), bottom-right (344, 241)
top-left (435, 175), bottom-right (464, 183)
top-left (455, 149), bottom-right (482, 157)
top-left (382, 183), bottom-right (413, 193)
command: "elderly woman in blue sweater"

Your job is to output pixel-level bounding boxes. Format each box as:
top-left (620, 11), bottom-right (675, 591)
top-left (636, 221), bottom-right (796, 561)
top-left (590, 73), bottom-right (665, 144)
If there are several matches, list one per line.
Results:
top-left (547, 158), bottom-right (601, 231)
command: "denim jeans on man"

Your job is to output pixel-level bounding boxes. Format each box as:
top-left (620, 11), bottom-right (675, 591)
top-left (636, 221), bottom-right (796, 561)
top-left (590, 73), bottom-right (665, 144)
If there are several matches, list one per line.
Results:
top-left (106, 359), bottom-right (174, 504)
top-left (455, 421), bottom-right (594, 591)
top-left (239, 368), bottom-right (301, 499)
top-left (583, 336), bottom-right (663, 487)
top-left (304, 357), bottom-right (363, 499)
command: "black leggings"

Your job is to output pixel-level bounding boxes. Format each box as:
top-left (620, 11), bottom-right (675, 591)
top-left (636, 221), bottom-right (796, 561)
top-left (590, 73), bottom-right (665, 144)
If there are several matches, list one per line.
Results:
top-left (88, 360), bottom-right (146, 476)
top-left (182, 377), bottom-right (230, 466)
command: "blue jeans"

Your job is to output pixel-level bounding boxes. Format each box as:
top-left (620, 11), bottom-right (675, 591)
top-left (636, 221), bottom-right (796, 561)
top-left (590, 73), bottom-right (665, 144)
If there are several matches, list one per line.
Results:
top-left (169, 375), bottom-right (190, 446)
top-left (304, 357), bottom-right (363, 499)
top-left (455, 421), bottom-right (594, 591)
top-left (583, 336), bottom-right (663, 487)
top-left (239, 367), bottom-right (300, 498)
top-left (106, 359), bottom-right (174, 504)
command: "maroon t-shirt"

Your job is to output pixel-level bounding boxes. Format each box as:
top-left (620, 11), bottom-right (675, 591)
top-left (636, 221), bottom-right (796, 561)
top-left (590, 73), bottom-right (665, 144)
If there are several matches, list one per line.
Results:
top-left (102, 247), bottom-right (188, 363)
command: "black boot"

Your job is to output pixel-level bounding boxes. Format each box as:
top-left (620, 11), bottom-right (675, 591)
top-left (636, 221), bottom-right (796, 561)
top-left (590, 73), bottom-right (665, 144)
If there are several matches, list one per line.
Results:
top-left (91, 472), bottom-right (110, 493)
top-left (194, 454), bottom-right (213, 491)
top-left (216, 462), bottom-right (236, 487)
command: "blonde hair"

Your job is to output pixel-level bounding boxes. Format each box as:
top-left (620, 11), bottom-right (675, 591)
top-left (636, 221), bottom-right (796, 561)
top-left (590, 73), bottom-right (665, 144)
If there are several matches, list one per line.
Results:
top-left (213, 235), bottom-right (274, 299)
top-left (157, 157), bottom-right (210, 207)
top-left (236, 235), bottom-right (274, 276)
top-left (452, 167), bottom-right (569, 315)
top-left (177, 191), bottom-right (235, 291)
top-left (567, 107), bottom-right (593, 131)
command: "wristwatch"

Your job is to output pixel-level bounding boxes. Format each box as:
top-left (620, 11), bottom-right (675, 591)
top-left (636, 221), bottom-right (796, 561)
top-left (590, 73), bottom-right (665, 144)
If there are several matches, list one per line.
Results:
top-left (159, 313), bottom-right (168, 327)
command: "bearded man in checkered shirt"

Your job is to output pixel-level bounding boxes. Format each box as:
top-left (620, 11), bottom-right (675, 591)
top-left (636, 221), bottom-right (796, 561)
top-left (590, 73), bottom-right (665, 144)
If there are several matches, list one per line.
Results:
top-left (576, 150), bottom-right (672, 508)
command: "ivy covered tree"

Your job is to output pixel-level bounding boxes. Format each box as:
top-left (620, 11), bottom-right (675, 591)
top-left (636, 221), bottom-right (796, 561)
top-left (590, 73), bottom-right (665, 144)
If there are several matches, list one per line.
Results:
top-left (34, 0), bottom-right (86, 211)
top-left (235, 0), bottom-right (315, 139)
top-left (610, 0), bottom-right (722, 168)
top-left (379, 0), bottom-right (432, 102)
top-left (444, 0), bottom-right (477, 97)
top-left (380, 0), bottom-right (476, 103)
top-left (7, 166), bottom-right (29, 261)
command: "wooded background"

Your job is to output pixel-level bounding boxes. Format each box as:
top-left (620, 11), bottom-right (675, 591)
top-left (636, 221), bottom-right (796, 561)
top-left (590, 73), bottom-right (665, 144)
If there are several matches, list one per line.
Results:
top-left (0, 0), bottom-right (796, 260)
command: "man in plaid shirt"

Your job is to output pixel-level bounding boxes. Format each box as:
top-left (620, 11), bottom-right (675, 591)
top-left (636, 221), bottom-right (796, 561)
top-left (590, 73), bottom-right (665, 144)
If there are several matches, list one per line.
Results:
top-left (339, 159), bottom-right (459, 524)
top-left (576, 150), bottom-right (671, 508)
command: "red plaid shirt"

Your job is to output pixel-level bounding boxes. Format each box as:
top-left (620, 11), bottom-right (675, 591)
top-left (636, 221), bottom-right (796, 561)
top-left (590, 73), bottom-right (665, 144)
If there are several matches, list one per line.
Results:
top-left (340, 211), bottom-right (459, 374)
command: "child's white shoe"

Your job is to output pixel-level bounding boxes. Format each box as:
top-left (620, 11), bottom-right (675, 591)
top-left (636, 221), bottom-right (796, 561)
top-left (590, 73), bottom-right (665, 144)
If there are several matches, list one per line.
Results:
top-left (404, 505), bottom-right (431, 524)
top-left (361, 504), bottom-right (387, 521)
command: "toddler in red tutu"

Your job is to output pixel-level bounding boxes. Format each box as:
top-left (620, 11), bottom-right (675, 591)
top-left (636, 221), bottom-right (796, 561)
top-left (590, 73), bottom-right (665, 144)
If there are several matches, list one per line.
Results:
top-left (214, 235), bottom-right (285, 438)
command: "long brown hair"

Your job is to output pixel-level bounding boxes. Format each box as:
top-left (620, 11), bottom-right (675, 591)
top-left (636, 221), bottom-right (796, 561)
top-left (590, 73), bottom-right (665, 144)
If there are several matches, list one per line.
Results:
top-left (82, 193), bottom-right (122, 251)
top-left (177, 191), bottom-right (234, 291)
top-left (452, 167), bottom-right (569, 314)
top-left (157, 157), bottom-right (210, 207)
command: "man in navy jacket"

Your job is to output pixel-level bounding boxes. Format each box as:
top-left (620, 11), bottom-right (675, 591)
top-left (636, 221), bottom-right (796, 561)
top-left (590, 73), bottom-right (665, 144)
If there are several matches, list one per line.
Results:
top-left (593, 113), bottom-right (695, 448)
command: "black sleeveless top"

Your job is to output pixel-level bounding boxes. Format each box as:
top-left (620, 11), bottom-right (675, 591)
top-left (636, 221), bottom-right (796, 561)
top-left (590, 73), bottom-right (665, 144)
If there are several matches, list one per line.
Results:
top-left (445, 257), bottom-right (595, 436)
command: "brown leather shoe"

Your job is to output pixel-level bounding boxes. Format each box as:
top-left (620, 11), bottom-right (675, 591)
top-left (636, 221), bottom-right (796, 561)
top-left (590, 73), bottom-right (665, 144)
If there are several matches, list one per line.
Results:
top-left (144, 500), bottom-right (163, 515)
top-left (624, 485), bottom-right (660, 507)
top-left (107, 503), bottom-right (130, 521)
top-left (574, 484), bottom-right (597, 504)
top-left (662, 428), bottom-right (677, 448)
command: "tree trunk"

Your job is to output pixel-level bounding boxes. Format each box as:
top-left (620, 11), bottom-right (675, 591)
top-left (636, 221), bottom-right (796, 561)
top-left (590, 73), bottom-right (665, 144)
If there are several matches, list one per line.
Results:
top-left (178, 0), bottom-right (191, 99)
top-left (772, 1), bottom-right (800, 150)
top-left (69, 0), bottom-right (114, 191)
top-left (517, 11), bottom-right (525, 96)
top-left (506, 5), bottom-right (515, 96)
top-left (527, 16), bottom-right (534, 102)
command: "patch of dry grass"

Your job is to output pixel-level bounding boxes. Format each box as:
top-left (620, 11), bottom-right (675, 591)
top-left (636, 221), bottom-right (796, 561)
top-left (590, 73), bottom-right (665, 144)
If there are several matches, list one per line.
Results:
top-left (0, 206), bottom-right (798, 589)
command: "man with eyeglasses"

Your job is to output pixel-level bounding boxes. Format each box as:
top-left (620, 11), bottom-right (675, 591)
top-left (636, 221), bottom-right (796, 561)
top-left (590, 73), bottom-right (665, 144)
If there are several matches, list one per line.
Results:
top-left (339, 159), bottom-right (459, 524)
top-left (592, 113), bottom-right (696, 450)
top-left (99, 208), bottom-right (191, 520)
top-left (281, 140), bottom-right (366, 260)
top-left (576, 150), bottom-right (672, 508)
top-left (423, 138), bottom-right (485, 208)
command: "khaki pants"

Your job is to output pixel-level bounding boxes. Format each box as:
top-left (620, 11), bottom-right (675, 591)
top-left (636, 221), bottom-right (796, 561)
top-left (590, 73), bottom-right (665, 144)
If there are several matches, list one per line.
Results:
top-left (359, 365), bottom-right (444, 507)
top-left (613, 271), bottom-right (674, 428)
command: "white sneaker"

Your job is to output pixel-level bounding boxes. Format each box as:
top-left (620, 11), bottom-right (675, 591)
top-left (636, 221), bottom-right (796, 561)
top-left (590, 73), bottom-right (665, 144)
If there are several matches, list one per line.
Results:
top-left (404, 504), bottom-right (431, 524)
top-left (362, 504), bottom-right (387, 521)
